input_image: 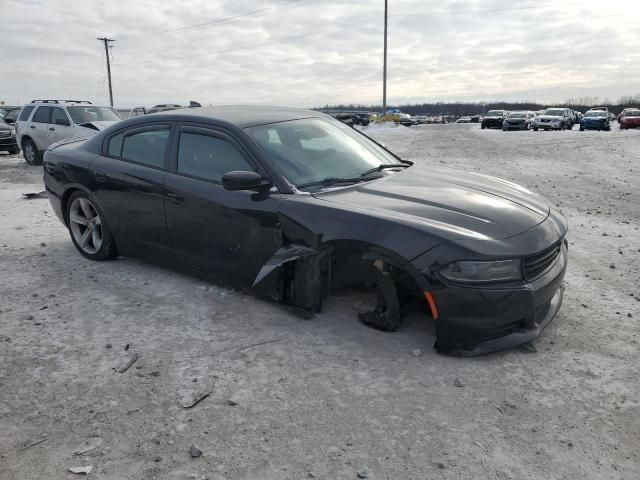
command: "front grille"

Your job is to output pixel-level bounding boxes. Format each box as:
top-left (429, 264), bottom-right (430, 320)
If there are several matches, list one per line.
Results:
top-left (0, 131), bottom-right (11, 139)
top-left (523, 241), bottom-right (562, 280)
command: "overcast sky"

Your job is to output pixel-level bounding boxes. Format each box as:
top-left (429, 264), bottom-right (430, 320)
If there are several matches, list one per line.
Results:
top-left (2, 0), bottom-right (638, 108)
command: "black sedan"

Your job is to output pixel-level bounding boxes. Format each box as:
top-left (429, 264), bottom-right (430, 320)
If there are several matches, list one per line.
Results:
top-left (481, 110), bottom-right (508, 129)
top-left (0, 119), bottom-right (20, 154)
top-left (43, 106), bottom-right (568, 355)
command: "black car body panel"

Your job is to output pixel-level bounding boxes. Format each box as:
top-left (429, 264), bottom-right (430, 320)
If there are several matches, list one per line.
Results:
top-left (481, 111), bottom-right (508, 129)
top-left (0, 120), bottom-right (19, 152)
top-left (43, 106), bottom-right (568, 355)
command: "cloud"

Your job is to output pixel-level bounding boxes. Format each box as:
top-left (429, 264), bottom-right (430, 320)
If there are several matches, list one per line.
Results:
top-left (1, 0), bottom-right (638, 107)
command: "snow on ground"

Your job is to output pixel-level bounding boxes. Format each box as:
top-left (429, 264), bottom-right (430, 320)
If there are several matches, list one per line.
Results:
top-left (0, 124), bottom-right (639, 479)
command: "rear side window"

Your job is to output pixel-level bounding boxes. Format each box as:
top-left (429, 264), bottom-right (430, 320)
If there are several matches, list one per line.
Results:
top-left (32, 106), bottom-right (52, 124)
top-left (121, 129), bottom-right (170, 168)
top-left (108, 133), bottom-right (124, 157)
top-left (178, 132), bottom-right (255, 182)
top-left (18, 106), bottom-right (34, 121)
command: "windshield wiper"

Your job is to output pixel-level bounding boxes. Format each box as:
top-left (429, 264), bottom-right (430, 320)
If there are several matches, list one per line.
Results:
top-left (298, 177), bottom-right (371, 189)
top-left (298, 164), bottom-right (409, 190)
top-left (359, 163), bottom-right (409, 178)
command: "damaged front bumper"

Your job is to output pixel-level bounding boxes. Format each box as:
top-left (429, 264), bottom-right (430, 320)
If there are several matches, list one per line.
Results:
top-left (429, 241), bottom-right (568, 355)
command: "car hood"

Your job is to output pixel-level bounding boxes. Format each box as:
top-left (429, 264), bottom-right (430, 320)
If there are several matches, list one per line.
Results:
top-left (537, 115), bottom-right (562, 120)
top-left (583, 116), bottom-right (606, 121)
top-left (312, 166), bottom-right (550, 242)
top-left (77, 120), bottom-right (119, 131)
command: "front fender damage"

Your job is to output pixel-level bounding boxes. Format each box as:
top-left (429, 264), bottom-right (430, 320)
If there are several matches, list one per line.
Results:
top-left (252, 241), bottom-right (332, 319)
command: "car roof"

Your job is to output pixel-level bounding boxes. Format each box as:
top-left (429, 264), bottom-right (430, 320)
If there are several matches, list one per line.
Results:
top-left (151, 105), bottom-right (326, 128)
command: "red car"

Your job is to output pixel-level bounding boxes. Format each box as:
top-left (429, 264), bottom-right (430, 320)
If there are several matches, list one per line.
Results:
top-left (619, 108), bottom-right (640, 129)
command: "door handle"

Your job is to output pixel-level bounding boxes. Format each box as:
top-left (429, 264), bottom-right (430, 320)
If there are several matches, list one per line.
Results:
top-left (49, 127), bottom-right (55, 131)
top-left (94, 171), bottom-right (107, 182)
top-left (30, 125), bottom-right (36, 129)
top-left (166, 192), bottom-right (184, 204)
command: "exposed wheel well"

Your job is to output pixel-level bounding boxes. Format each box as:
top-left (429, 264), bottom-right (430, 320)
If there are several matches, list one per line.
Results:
top-left (60, 188), bottom-right (81, 226)
top-left (325, 240), bottom-right (432, 330)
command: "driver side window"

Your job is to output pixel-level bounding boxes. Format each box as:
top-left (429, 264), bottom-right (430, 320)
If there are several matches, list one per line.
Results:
top-left (177, 131), bottom-right (255, 182)
top-left (51, 108), bottom-right (69, 125)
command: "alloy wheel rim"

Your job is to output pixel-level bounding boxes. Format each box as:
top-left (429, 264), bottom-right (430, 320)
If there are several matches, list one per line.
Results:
top-left (69, 197), bottom-right (103, 254)
top-left (25, 143), bottom-right (34, 162)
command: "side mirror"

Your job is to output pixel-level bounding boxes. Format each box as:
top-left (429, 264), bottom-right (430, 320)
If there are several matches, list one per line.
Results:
top-left (55, 118), bottom-right (70, 126)
top-left (222, 171), bottom-right (270, 191)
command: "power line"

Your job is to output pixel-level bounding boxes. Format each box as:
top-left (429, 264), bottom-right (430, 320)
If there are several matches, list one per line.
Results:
top-left (113, 0), bottom-right (581, 67)
top-left (390, 1), bottom-right (582, 18)
top-left (114, 14), bottom-right (380, 67)
top-left (119, 0), bottom-right (318, 39)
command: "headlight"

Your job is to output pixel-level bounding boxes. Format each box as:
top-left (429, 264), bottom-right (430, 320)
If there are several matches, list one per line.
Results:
top-left (440, 259), bottom-right (521, 283)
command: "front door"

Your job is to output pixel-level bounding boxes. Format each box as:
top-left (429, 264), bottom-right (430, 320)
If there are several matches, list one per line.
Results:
top-left (49, 107), bottom-right (74, 144)
top-left (90, 125), bottom-right (174, 258)
top-left (163, 125), bottom-right (281, 286)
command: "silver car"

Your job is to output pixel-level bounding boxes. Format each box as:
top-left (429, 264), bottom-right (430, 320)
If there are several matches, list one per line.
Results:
top-left (15, 100), bottom-right (121, 165)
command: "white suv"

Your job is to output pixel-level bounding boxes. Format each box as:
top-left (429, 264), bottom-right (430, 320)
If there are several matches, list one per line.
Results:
top-left (15, 100), bottom-right (121, 165)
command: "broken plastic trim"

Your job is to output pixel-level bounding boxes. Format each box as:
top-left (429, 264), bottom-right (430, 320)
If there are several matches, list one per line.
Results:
top-left (252, 244), bottom-right (316, 288)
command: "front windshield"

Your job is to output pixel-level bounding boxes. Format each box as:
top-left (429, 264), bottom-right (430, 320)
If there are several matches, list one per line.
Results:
top-left (509, 113), bottom-right (526, 118)
top-left (544, 109), bottom-right (564, 116)
top-left (624, 110), bottom-right (640, 116)
top-left (246, 117), bottom-right (403, 189)
top-left (486, 110), bottom-right (503, 116)
top-left (67, 106), bottom-right (121, 124)
top-left (585, 111), bottom-right (606, 117)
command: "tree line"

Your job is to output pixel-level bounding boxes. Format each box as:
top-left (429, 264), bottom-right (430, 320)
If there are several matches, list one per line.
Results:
top-left (319, 94), bottom-right (640, 117)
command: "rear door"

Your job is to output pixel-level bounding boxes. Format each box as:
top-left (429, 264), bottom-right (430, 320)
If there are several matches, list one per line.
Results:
top-left (91, 124), bottom-right (174, 258)
top-left (29, 106), bottom-right (52, 150)
top-left (49, 107), bottom-right (74, 144)
top-left (163, 124), bottom-right (281, 286)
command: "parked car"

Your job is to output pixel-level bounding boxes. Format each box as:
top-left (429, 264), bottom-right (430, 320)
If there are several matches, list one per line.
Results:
top-left (481, 110), bottom-right (509, 129)
top-left (414, 116), bottom-right (428, 124)
top-left (1, 106), bottom-right (21, 125)
top-left (15, 100), bottom-right (122, 165)
top-left (397, 113), bottom-right (415, 127)
top-left (579, 110), bottom-right (611, 131)
top-left (533, 108), bottom-right (573, 131)
top-left (146, 104), bottom-right (183, 114)
top-left (0, 119), bottom-right (20, 154)
top-left (618, 108), bottom-right (640, 129)
top-left (456, 117), bottom-right (472, 123)
top-left (334, 113), bottom-right (355, 126)
top-left (42, 106), bottom-right (568, 355)
top-left (502, 111), bottom-right (535, 131)
top-left (355, 113), bottom-right (371, 126)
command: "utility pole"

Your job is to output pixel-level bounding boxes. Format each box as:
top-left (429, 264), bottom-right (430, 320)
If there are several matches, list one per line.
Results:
top-left (382, 0), bottom-right (388, 115)
top-left (97, 37), bottom-right (115, 106)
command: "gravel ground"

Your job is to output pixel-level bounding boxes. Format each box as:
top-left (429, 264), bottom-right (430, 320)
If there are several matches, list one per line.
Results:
top-left (1, 124), bottom-right (639, 480)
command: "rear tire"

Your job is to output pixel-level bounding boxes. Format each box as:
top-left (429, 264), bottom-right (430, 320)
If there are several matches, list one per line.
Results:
top-left (66, 191), bottom-right (117, 261)
top-left (580, 127), bottom-right (584, 131)
top-left (533, 127), bottom-right (538, 131)
top-left (22, 139), bottom-right (42, 165)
